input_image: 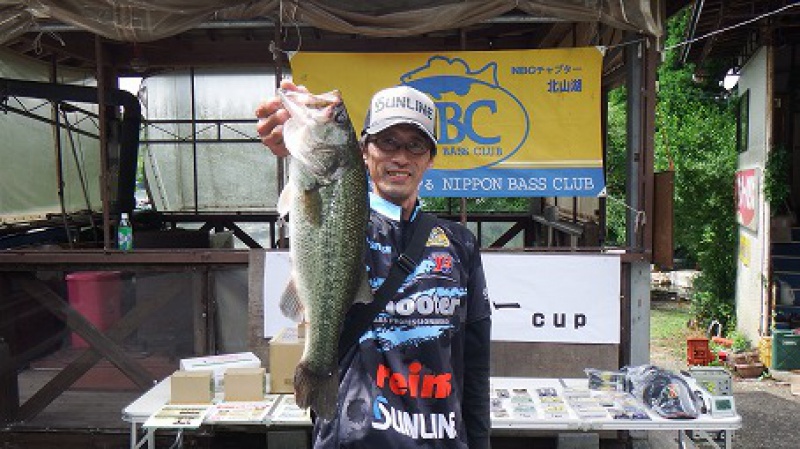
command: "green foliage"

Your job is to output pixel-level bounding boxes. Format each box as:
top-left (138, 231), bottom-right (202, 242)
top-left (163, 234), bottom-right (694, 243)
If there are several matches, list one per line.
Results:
top-left (606, 8), bottom-right (738, 327)
top-left (422, 197), bottom-right (529, 213)
top-left (605, 88), bottom-right (628, 245)
top-left (729, 330), bottom-right (751, 353)
top-left (763, 145), bottom-right (792, 214)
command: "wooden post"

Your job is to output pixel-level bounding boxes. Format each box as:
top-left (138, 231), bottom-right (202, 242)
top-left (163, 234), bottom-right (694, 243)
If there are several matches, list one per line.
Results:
top-left (0, 338), bottom-right (19, 424)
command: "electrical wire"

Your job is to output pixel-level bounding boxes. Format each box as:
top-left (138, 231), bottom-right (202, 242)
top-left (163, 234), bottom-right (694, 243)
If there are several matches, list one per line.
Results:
top-left (32, 31), bottom-right (65, 55)
top-left (664, 2), bottom-right (800, 51)
top-left (276, 0), bottom-right (302, 60)
top-left (605, 194), bottom-right (647, 232)
top-left (603, 37), bottom-right (646, 51)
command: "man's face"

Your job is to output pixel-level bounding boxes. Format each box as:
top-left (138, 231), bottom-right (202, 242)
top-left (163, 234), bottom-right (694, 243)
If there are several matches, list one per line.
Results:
top-left (362, 124), bottom-right (435, 212)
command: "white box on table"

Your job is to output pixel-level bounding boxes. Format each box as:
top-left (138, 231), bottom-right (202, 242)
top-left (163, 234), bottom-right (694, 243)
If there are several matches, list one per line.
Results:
top-left (180, 352), bottom-right (262, 391)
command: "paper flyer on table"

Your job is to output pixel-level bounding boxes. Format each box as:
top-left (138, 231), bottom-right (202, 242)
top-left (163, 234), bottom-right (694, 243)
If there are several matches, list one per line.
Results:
top-left (206, 396), bottom-right (280, 424)
top-left (143, 404), bottom-right (213, 429)
top-left (269, 395), bottom-right (312, 425)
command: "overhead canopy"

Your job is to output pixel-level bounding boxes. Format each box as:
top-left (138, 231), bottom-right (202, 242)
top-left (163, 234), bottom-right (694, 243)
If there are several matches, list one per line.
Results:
top-left (680, 0), bottom-right (800, 78)
top-left (1, 1), bottom-right (662, 45)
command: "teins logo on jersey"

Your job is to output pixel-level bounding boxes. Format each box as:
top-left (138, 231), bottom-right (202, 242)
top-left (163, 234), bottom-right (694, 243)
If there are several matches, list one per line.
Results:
top-left (375, 362), bottom-right (453, 399)
top-left (400, 56), bottom-right (529, 170)
top-left (371, 361), bottom-right (458, 441)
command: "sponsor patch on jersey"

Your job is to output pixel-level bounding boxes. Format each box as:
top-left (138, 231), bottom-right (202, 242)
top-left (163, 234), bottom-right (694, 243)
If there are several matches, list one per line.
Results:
top-left (429, 253), bottom-right (453, 274)
top-left (425, 227), bottom-right (450, 247)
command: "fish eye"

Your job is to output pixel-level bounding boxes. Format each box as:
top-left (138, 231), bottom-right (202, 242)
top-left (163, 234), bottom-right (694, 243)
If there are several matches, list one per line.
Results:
top-left (333, 107), bottom-right (348, 124)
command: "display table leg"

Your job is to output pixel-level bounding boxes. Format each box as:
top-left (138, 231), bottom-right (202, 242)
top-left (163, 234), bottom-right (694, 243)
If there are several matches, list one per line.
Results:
top-left (131, 423), bottom-right (157, 449)
top-left (678, 429), bottom-right (731, 449)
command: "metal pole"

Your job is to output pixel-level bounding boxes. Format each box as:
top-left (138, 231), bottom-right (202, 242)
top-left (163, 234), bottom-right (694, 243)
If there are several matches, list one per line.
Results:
top-left (274, 13), bottom-right (287, 248)
top-left (51, 56), bottom-right (73, 247)
top-left (625, 35), bottom-right (645, 249)
top-left (459, 29), bottom-right (468, 226)
top-left (191, 67), bottom-right (199, 213)
top-left (95, 35), bottom-right (111, 250)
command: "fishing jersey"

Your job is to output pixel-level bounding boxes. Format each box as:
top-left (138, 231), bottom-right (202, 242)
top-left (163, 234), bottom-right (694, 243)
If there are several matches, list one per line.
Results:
top-left (312, 193), bottom-right (492, 449)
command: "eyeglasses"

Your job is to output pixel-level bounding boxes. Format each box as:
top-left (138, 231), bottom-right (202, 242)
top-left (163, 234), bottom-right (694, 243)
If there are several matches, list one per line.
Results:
top-left (370, 135), bottom-right (432, 155)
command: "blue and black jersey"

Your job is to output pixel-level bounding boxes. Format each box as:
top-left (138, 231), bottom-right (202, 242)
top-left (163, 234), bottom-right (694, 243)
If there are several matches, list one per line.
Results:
top-left (312, 193), bottom-right (492, 449)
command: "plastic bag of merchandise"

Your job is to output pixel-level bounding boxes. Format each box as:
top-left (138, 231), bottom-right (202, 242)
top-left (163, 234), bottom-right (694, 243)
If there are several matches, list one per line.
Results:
top-left (623, 365), bottom-right (704, 419)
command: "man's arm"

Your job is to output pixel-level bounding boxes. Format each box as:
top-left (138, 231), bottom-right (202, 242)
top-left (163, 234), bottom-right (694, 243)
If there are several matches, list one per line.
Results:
top-left (463, 315), bottom-right (491, 449)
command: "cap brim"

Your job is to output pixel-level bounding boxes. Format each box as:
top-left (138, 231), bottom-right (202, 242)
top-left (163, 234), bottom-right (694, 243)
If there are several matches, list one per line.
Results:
top-left (362, 117), bottom-right (437, 150)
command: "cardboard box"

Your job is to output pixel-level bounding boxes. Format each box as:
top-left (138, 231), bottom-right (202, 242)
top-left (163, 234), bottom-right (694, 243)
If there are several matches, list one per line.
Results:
top-left (180, 352), bottom-right (261, 391)
top-left (170, 370), bottom-right (214, 404)
top-left (224, 367), bottom-right (266, 401)
top-left (269, 327), bottom-right (305, 393)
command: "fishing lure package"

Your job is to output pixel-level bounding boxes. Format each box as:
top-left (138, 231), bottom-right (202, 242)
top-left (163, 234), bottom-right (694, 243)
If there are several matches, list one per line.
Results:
top-left (622, 365), bottom-right (705, 419)
top-left (585, 368), bottom-right (627, 392)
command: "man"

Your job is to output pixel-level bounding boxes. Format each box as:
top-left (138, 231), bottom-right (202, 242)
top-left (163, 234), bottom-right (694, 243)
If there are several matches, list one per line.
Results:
top-left (256, 81), bottom-right (492, 449)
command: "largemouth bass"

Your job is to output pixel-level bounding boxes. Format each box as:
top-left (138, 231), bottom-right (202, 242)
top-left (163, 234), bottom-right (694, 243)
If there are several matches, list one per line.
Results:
top-left (277, 88), bottom-right (372, 420)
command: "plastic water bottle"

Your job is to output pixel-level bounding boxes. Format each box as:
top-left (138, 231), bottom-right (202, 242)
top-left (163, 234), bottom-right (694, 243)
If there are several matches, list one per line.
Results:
top-left (117, 212), bottom-right (133, 251)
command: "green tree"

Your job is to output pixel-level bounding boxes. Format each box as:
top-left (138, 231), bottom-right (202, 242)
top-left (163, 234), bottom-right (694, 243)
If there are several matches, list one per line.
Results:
top-left (605, 88), bottom-right (628, 245)
top-left (607, 8), bottom-right (738, 328)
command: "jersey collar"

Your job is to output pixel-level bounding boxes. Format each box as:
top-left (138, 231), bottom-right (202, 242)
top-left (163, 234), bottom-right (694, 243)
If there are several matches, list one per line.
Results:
top-left (369, 192), bottom-right (420, 222)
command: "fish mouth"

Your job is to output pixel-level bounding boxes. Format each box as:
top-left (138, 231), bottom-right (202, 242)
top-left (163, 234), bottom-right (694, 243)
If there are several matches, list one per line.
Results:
top-left (278, 88), bottom-right (342, 124)
top-left (279, 88), bottom-right (352, 180)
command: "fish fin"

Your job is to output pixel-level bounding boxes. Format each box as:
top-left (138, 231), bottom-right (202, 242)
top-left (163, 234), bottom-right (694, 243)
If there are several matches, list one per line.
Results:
top-left (353, 268), bottom-right (373, 304)
top-left (294, 361), bottom-right (338, 421)
top-left (279, 276), bottom-right (305, 322)
top-left (277, 183), bottom-right (294, 218)
top-left (474, 61), bottom-right (500, 87)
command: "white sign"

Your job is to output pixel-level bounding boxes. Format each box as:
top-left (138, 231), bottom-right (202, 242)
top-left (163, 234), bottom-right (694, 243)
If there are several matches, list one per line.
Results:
top-left (482, 253), bottom-right (620, 344)
top-left (263, 251), bottom-right (621, 344)
top-left (263, 251), bottom-right (297, 338)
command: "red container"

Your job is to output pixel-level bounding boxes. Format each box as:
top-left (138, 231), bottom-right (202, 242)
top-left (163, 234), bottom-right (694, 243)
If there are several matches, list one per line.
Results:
top-left (66, 271), bottom-right (122, 348)
top-left (687, 337), bottom-right (712, 366)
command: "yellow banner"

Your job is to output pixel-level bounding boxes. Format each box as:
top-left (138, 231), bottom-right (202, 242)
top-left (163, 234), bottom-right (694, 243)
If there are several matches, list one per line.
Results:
top-left (290, 48), bottom-right (603, 197)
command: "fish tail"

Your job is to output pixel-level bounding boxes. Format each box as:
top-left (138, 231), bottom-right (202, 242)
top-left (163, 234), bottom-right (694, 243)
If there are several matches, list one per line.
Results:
top-left (294, 360), bottom-right (338, 420)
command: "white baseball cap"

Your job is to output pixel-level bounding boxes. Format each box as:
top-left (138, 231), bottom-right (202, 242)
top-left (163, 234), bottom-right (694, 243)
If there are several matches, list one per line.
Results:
top-left (362, 85), bottom-right (437, 151)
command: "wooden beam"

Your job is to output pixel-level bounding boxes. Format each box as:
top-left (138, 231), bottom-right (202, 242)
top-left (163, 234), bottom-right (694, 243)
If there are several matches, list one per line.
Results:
top-left (489, 221), bottom-right (527, 248)
top-left (0, 249), bottom-right (249, 271)
top-left (225, 222), bottom-right (262, 249)
top-left (537, 23), bottom-right (573, 48)
top-left (0, 338), bottom-right (19, 424)
top-left (16, 276), bottom-right (156, 386)
top-left (14, 275), bottom-right (182, 421)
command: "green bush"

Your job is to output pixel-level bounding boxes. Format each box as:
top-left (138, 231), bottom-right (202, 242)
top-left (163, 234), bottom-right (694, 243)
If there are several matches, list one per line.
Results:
top-left (764, 145), bottom-right (792, 214)
top-left (730, 330), bottom-right (751, 353)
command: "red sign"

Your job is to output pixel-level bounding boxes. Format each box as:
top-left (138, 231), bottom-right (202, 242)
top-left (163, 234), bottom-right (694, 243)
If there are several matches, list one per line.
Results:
top-left (735, 168), bottom-right (759, 231)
